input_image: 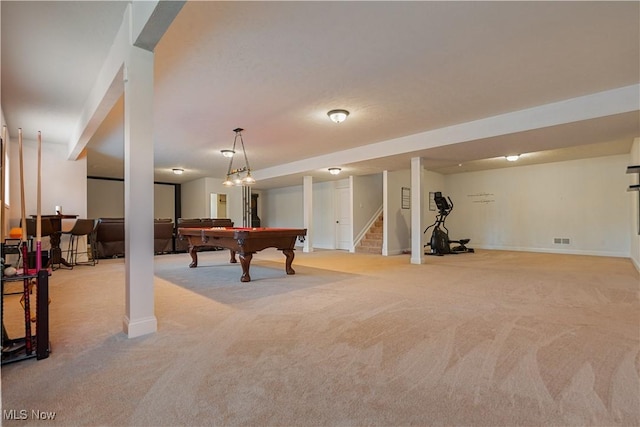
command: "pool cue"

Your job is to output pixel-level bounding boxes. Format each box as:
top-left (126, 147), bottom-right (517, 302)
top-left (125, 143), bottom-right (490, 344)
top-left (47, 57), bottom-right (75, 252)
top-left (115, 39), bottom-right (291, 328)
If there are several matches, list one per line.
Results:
top-left (1, 125), bottom-right (6, 246)
top-left (1, 127), bottom-right (5, 352)
top-left (36, 132), bottom-right (42, 272)
top-left (18, 129), bottom-right (32, 354)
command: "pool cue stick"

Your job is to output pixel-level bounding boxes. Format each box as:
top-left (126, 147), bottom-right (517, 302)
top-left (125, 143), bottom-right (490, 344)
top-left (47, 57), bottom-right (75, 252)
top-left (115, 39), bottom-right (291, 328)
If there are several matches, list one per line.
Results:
top-left (1, 125), bottom-right (6, 246)
top-left (18, 128), bottom-right (32, 354)
top-left (18, 129), bottom-right (26, 244)
top-left (1, 126), bottom-right (6, 352)
top-left (36, 132), bottom-right (42, 272)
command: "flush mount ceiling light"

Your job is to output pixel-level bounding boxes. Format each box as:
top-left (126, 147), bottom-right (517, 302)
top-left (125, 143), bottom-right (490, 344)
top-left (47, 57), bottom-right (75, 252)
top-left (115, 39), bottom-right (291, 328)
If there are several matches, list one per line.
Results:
top-left (505, 155), bottom-right (520, 162)
top-left (221, 149), bottom-right (235, 158)
top-left (172, 168), bottom-right (184, 175)
top-left (328, 167), bottom-right (342, 175)
top-left (223, 128), bottom-right (256, 186)
top-left (327, 109), bottom-right (349, 124)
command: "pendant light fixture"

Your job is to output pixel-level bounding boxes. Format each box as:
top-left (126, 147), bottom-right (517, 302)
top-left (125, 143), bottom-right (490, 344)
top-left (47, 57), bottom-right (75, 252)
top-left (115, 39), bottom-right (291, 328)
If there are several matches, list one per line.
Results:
top-left (223, 128), bottom-right (255, 186)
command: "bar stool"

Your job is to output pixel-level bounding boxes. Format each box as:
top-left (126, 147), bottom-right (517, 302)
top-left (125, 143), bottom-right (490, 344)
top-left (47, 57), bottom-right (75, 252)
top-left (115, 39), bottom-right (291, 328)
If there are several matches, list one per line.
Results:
top-left (24, 217), bottom-right (55, 244)
top-left (64, 219), bottom-right (96, 267)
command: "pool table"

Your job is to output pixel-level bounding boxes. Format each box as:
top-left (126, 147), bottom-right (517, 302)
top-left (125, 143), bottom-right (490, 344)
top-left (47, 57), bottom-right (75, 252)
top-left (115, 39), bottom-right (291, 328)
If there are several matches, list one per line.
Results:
top-left (177, 227), bottom-right (307, 282)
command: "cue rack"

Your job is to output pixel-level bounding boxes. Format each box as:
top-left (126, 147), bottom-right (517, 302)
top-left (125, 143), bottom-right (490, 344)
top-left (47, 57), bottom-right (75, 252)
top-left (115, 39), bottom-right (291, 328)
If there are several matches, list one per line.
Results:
top-left (1, 127), bottom-right (51, 364)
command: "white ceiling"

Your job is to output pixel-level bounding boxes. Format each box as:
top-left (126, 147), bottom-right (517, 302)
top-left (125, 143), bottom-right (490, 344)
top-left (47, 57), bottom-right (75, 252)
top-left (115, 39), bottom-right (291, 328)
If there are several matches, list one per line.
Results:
top-left (2, 1), bottom-right (639, 189)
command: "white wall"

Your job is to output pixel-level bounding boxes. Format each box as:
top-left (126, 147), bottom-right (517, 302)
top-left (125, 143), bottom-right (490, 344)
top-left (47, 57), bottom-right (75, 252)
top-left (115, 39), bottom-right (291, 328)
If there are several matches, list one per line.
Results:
top-left (181, 178), bottom-right (207, 218)
top-left (630, 138), bottom-right (640, 270)
top-left (265, 181), bottom-right (361, 249)
top-left (3, 136), bottom-right (87, 251)
top-left (155, 184), bottom-right (175, 220)
top-left (444, 155), bottom-right (631, 257)
top-left (88, 179), bottom-right (125, 218)
top-left (384, 169), bottom-right (446, 255)
top-left (204, 177), bottom-right (242, 223)
top-left (9, 137), bottom-right (87, 228)
top-left (385, 169), bottom-right (412, 255)
top-left (81, 149), bottom-right (640, 264)
top-left (353, 173), bottom-right (383, 237)
top-left (386, 155), bottom-right (633, 258)
top-left (263, 185), bottom-right (304, 228)
top-left (181, 177), bottom-right (244, 224)
top-left (262, 177), bottom-right (382, 250)
top-left (87, 178), bottom-right (175, 220)
top-left (83, 144), bottom-right (640, 266)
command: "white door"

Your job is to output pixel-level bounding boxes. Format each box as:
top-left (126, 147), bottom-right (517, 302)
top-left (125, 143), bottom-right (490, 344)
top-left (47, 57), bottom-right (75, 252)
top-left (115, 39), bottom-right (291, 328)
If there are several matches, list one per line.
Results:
top-left (210, 193), bottom-right (227, 218)
top-left (210, 193), bottom-right (218, 217)
top-left (335, 187), bottom-right (351, 250)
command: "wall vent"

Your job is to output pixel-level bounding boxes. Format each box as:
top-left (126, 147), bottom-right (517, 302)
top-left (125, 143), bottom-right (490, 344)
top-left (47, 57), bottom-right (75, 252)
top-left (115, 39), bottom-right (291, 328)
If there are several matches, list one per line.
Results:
top-left (554, 237), bottom-right (571, 244)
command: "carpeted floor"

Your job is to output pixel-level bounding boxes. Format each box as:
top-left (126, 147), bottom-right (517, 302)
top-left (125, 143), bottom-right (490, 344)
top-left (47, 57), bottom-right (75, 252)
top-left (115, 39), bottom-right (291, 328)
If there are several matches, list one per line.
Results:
top-left (1, 249), bottom-right (639, 426)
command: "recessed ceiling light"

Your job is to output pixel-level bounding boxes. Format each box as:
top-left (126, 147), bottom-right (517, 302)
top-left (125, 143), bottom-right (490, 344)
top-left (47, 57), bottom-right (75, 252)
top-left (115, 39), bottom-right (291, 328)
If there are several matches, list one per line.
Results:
top-left (328, 167), bottom-right (342, 175)
top-left (221, 149), bottom-right (235, 158)
top-left (505, 155), bottom-right (520, 162)
top-left (172, 168), bottom-right (184, 175)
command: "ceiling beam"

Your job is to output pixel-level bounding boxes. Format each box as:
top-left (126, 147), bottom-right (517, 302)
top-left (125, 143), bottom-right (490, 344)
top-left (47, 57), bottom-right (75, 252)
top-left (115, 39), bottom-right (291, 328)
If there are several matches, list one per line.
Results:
top-left (253, 85), bottom-right (640, 181)
top-left (133, 1), bottom-right (186, 52)
top-left (67, 1), bottom-right (185, 160)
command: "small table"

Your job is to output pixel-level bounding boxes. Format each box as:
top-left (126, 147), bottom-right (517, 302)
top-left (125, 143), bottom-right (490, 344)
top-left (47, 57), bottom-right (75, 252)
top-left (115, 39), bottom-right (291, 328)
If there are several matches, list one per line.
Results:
top-left (32, 214), bottom-right (78, 269)
top-left (177, 227), bottom-right (307, 282)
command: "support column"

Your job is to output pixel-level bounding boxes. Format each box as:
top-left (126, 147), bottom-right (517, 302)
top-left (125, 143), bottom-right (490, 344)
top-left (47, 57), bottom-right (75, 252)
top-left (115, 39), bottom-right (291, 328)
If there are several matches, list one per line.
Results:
top-left (410, 157), bottom-right (424, 265)
top-left (123, 44), bottom-right (157, 338)
top-left (303, 176), bottom-right (313, 253)
top-left (242, 186), bottom-right (251, 227)
top-left (382, 170), bottom-right (389, 256)
top-left (631, 137), bottom-right (640, 271)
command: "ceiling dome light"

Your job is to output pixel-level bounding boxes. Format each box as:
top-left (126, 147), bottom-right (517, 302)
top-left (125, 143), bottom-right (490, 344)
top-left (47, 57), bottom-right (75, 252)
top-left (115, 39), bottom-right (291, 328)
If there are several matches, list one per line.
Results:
top-left (328, 167), bottom-right (342, 175)
top-left (505, 155), bottom-right (520, 162)
top-left (221, 149), bottom-right (235, 158)
top-left (327, 109), bottom-right (349, 124)
top-left (172, 168), bottom-right (184, 175)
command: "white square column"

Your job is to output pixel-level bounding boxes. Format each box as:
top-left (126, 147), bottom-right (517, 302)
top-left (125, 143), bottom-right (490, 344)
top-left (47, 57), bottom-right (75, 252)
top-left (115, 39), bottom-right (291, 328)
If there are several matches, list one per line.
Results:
top-left (122, 45), bottom-right (157, 338)
top-left (410, 157), bottom-right (425, 265)
top-left (303, 175), bottom-right (313, 253)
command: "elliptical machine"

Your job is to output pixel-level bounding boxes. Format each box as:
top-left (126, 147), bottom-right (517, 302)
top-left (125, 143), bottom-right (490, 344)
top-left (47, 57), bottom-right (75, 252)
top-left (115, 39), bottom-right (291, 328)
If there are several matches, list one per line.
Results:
top-left (424, 192), bottom-right (474, 255)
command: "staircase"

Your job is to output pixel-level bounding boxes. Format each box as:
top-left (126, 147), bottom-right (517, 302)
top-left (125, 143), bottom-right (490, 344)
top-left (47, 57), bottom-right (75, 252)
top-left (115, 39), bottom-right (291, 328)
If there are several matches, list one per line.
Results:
top-left (356, 214), bottom-right (383, 254)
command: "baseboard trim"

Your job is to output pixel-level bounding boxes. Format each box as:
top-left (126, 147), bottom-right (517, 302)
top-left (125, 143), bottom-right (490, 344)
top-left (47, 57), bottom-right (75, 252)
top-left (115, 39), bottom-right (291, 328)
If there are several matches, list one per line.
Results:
top-left (123, 315), bottom-right (157, 338)
top-left (474, 244), bottom-right (629, 258)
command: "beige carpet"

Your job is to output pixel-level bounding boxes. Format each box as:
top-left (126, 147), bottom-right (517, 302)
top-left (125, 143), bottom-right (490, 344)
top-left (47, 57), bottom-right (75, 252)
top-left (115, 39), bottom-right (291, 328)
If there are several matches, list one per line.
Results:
top-left (1, 249), bottom-right (638, 426)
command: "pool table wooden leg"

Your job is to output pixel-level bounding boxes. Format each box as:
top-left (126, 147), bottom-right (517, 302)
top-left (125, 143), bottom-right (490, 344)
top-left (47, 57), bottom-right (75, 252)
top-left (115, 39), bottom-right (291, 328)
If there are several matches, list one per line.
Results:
top-left (229, 249), bottom-right (238, 264)
top-left (282, 249), bottom-right (295, 275)
top-left (188, 246), bottom-right (198, 268)
top-left (239, 253), bottom-right (252, 282)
